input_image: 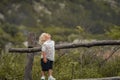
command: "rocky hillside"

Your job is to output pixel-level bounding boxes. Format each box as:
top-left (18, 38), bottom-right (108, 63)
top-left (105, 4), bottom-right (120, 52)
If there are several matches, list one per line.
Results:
top-left (0, 0), bottom-right (120, 34)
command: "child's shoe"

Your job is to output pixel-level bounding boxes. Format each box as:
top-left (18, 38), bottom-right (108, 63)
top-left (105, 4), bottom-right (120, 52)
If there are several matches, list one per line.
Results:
top-left (48, 76), bottom-right (55, 80)
top-left (41, 76), bottom-right (45, 80)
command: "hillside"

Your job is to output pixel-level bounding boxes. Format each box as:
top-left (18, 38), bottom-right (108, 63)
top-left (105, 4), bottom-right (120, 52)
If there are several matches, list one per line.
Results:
top-left (0, 0), bottom-right (120, 34)
top-left (0, 0), bottom-right (120, 48)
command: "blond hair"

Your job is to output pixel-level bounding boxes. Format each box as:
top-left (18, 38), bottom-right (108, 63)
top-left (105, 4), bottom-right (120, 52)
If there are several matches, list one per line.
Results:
top-left (39, 33), bottom-right (51, 45)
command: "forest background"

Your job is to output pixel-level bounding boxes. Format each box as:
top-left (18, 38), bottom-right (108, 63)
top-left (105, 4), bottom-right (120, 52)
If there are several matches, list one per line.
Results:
top-left (0, 0), bottom-right (120, 80)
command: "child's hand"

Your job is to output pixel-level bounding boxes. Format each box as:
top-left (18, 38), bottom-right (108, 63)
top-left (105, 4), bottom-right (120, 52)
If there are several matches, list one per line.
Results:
top-left (43, 58), bottom-right (47, 63)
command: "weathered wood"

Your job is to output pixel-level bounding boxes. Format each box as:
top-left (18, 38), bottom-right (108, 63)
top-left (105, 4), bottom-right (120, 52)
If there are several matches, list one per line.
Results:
top-left (9, 47), bottom-right (41, 53)
top-left (24, 33), bottom-right (36, 80)
top-left (9, 40), bottom-right (120, 53)
top-left (73, 76), bottom-right (120, 80)
top-left (24, 52), bottom-right (34, 80)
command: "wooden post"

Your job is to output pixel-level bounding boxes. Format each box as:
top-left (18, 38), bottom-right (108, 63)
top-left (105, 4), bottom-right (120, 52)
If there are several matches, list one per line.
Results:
top-left (24, 32), bottom-right (36, 80)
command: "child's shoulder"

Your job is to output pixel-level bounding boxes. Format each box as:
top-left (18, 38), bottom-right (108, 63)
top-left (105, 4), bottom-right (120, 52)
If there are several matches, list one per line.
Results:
top-left (46, 40), bottom-right (55, 44)
top-left (51, 40), bottom-right (55, 42)
top-left (51, 40), bottom-right (55, 43)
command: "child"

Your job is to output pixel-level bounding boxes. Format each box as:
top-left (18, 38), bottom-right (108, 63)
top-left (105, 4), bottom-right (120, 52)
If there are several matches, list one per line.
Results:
top-left (39, 33), bottom-right (55, 80)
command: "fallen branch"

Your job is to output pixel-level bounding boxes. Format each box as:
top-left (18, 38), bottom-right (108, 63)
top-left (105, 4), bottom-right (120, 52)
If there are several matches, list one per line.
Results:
top-left (99, 46), bottom-right (120, 67)
top-left (9, 40), bottom-right (120, 53)
top-left (74, 76), bottom-right (120, 80)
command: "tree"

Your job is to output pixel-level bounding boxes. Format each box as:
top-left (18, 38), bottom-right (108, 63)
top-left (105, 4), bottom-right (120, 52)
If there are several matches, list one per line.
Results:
top-left (0, 23), bottom-right (25, 49)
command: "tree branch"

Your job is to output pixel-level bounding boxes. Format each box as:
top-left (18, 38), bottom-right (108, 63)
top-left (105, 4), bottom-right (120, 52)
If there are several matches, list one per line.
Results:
top-left (9, 40), bottom-right (120, 53)
top-left (99, 46), bottom-right (120, 67)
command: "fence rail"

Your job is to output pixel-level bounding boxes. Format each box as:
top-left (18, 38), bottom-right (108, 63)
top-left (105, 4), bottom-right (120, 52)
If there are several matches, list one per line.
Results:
top-left (9, 40), bottom-right (120, 53)
top-left (73, 77), bottom-right (120, 80)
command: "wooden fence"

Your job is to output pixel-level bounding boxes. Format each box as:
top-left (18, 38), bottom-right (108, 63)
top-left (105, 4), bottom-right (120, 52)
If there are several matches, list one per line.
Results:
top-left (9, 33), bottom-right (120, 80)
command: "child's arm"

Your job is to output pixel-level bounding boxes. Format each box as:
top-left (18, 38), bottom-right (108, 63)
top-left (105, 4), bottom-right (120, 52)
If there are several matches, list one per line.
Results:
top-left (42, 51), bottom-right (47, 63)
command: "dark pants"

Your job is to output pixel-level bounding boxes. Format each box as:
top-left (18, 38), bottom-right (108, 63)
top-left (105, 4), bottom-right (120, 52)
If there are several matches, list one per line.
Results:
top-left (41, 59), bottom-right (53, 71)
